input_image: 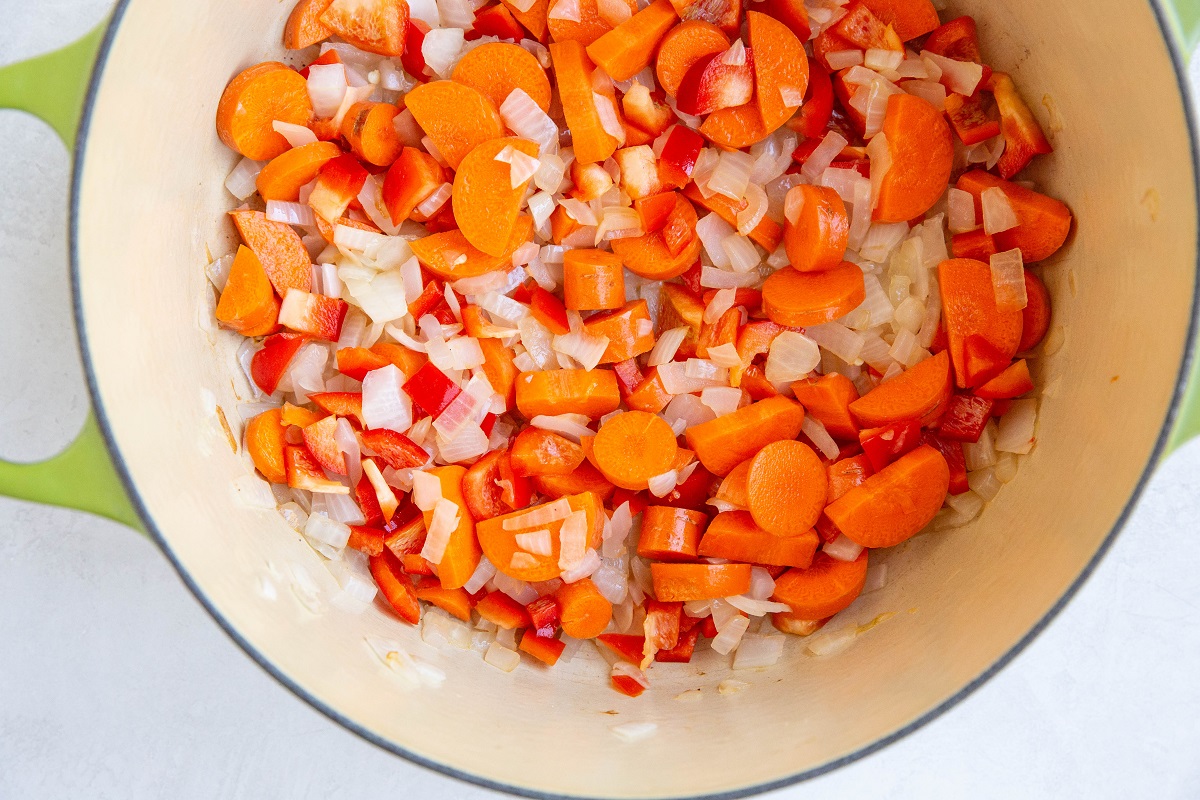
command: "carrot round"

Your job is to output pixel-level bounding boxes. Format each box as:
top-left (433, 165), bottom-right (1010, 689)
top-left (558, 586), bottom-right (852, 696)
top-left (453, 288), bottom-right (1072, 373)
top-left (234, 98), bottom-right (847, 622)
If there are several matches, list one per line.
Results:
top-left (246, 408), bottom-right (288, 484)
top-left (410, 217), bottom-right (534, 280)
top-left (956, 171), bottom-right (1072, 263)
top-left (873, 93), bottom-right (953, 223)
top-left (714, 458), bottom-right (751, 507)
top-left (516, 369), bottom-right (621, 418)
top-left (216, 62), bottom-right (313, 161)
top-left (476, 492), bottom-right (605, 581)
top-left (547, 0), bottom-right (637, 46)
top-left (520, 630), bottom-right (568, 665)
top-left (651, 563), bottom-right (752, 602)
top-left (656, 20), bottom-right (729, 96)
top-left (583, 299), bottom-right (657, 363)
top-left (592, 411), bottom-right (678, 490)
top-left (453, 137), bottom-right (540, 256)
top-left (510, 427), bottom-right (586, 476)
top-left (784, 185), bottom-right (849, 272)
top-left (340, 102), bottom-right (404, 167)
top-left (555, 578), bottom-right (614, 638)
top-left (404, 80), bottom-right (505, 170)
top-left (849, 350), bottom-right (953, 427)
top-left (685, 395), bottom-right (806, 476)
top-left (938, 258), bottom-right (1024, 389)
top-left (746, 440), bottom-right (827, 537)
top-left (563, 249), bottom-right (626, 311)
top-left (503, 0), bottom-right (550, 40)
top-left (771, 550), bottom-right (867, 619)
top-left (422, 466), bottom-right (482, 589)
top-left (825, 444), bottom-right (949, 548)
top-left (748, 11), bottom-right (808, 131)
top-left (284, 0), bottom-right (334, 48)
top-left (701, 103), bottom-right (773, 149)
top-left (230, 210), bottom-right (312, 295)
top-left (1019, 270), bottom-right (1052, 352)
top-left (861, 0), bottom-right (939, 40)
top-left (414, 576), bottom-right (473, 621)
top-left (550, 41), bottom-right (620, 164)
top-left (531, 461), bottom-right (616, 502)
top-left (215, 245), bottom-right (280, 336)
top-left (791, 373), bottom-right (860, 440)
top-left (638, 506), bottom-right (706, 560)
top-left (698, 510), bottom-right (820, 568)
top-left (762, 262), bottom-right (865, 327)
top-left (586, 0), bottom-right (679, 82)
top-left (610, 195), bottom-right (701, 279)
top-left (625, 367), bottom-right (673, 414)
top-left (256, 141), bottom-right (341, 202)
top-left (451, 42), bottom-right (553, 112)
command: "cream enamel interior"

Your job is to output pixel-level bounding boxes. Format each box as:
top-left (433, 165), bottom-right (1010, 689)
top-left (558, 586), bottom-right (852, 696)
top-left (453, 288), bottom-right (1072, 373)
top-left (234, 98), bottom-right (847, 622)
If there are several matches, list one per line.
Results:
top-left (75, 1), bottom-right (1196, 796)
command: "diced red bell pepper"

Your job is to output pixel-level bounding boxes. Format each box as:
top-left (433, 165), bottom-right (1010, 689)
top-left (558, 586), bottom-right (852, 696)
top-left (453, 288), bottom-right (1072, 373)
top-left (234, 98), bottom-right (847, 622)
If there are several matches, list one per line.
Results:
top-left (284, 445), bottom-right (344, 492)
top-left (467, 4), bottom-right (525, 40)
top-left (758, 0), bottom-right (811, 41)
top-left (859, 419), bottom-right (923, 472)
top-left (643, 600), bottom-right (682, 660)
top-left (309, 153), bottom-right (370, 223)
top-left (309, 391), bottom-right (366, 427)
top-left (944, 92), bottom-right (1001, 146)
top-left (663, 200), bottom-right (697, 257)
top-left (369, 550), bottom-right (421, 624)
top-left (336, 347), bottom-right (390, 381)
top-left (658, 464), bottom-right (716, 511)
top-left (425, 203), bottom-right (458, 233)
top-left (359, 428), bottom-right (429, 469)
top-left (989, 72), bottom-right (1054, 179)
top-left (791, 57), bottom-right (833, 139)
top-left (680, 260), bottom-right (704, 296)
top-left (611, 673), bottom-right (647, 697)
top-left (961, 334), bottom-right (1011, 387)
top-left (301, 415), bottom-right (348, 475)
top-left (251, 333), bottom-right (307, 394)
top-left (975, 359), bottom-right (1034, 399)
top-left (463, 447), bottom-right (523, 520)
top-left (476, 591), bottom-right (532, 629)
top-left (526, 595), bottom-right (561, 638)
top-left (402, 554), bottom-right (435, 575)
top-left (383, 147), bottom-right (444, 224)
top-left (597, 633), bottom-right (647, 664)
top-left (347, 525), bottom-right (387, 555)
top-left (700, 616), bottom-right (719, 639)
top-left (279, 289), bottom-right (349, 341)
top-left (613, 358), bottom-right (646, 398)
top-left (528, 286), bottom-right (571, 335)
top-left (403, 362), bottom-right (462, 417)
top-left (401, 20), bottom-right (431, 81)
top-left (951, 229), bottom-right (998, 261)
top-left (923, 16), bottom-right (982, 63)
top-left (408, 280), bottom-right (445, 320)
top-left (520, 630), bottom-right (567, 666)
top-left (481, 412), bottom-right (498, 437)
top-left (356, 470), bottom-right (386, 527)
top-left (634, 192), bottom-right (679, 234)
top-left (833, 2), bottom-right (900, 50)
top-left (497, 449), bottom-right (532, 510)
top-left (921, 432), bottom-right (970, 495)
top-left (610, 487), bottom-right (648, 516)
top-left (991, 399), bottom-right (1013, 418)
top-left (936, 393), bottom-right (994, 442)
top-left (655, 626), bottom-right (700, 663)
top-left (658, 125), bottom-right (704, 188)
top-left (384, 513), bottom-right (427, 556)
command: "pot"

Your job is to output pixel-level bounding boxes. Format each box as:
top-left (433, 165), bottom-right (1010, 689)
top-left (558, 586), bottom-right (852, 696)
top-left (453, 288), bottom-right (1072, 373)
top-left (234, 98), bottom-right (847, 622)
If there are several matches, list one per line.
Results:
top-left (2, 1), bottom-right (1199, 797)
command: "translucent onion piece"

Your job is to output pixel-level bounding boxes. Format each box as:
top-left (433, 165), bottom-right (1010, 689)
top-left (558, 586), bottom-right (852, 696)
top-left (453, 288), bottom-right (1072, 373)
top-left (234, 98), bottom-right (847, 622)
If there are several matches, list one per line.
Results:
top-left (706, 342), bottom-right (742, 369)
top-left (990, 248), bottom-right (1028, 311)
top-left (272, 120), bottom-right (318, 148)
top-left (748, 567), bottom-right (776, 601)
top-left (611, 722), bottom-right (657, 742)
top-left (225, 157), bottom-right (264, 201)
top-left (515, 529), bottom-right (553, 556)
top-left (560, 197), bottom-right (599, 226)
top-left (723, 233), bottom-right (761, 273)
top-left (736, 184), bottom-right (769, 236)
top-left (548, 0), bottom-right (581, 21)
top-left (864, 48), bottom-right (903, 71)
top-left (504, 497), bottom-right (572, 530)
top-left (701, 386), bottom-right (743, 418)
top-left (859, 221), bottom-right (908, 264)
top-left (824, 533), bottom-right (864, 562)
top-left (483, 642), bottom-right (521, 672)
top-left (802, 414), bottom-right (840, 459)
top-left (305, 512), bottom-right (351, 551)
top-left (598, 0), bottom-right (632, 26)
top-left (646, 326), bottom-right (690, 366)
top-left (647, 470), bottom-right (679, 498)
top-left (903, 79), bottom-right (947, 110)
top-left (846, 176), bottom-right (873, 252)
top-left (422, 27), bottom-right (466, 77)
top-left (561, 548), bottom-right (602, 583)
top-left (825, 49), bottom-right (864, 70)
top-left (593, 93), bottom-right (626, 146)
top-left (530, 413), bottom-right (593, 443)
top-left (995, 399), bottom-right (1037, 454)
top-left (595, 205), bottom-right (643, 243)
top-left (335, 418), bottom-right (363, 486)
top-left (657, 361), bottom-right (723, 394)
top-left (802, 131), bottom-right (849, 182)
top-left (981, 187), bottom-right (1019, 235)
top-left (732, 634), bottom-right (785, 669)
top-left (708, 150), bottom-right (755, 201)
top-left (968, 467), bottom-right (1003, 502)
top-left (866, 131), bottom-right (891, 210)
top-left (710, 614), bottom-right (750, 655)
top-left (862, 563), bottom-right (888, 594)
top-left (920, 50), bottom-right (984, 96)
top-left (765, 331), bottom-right (821, 383)
top-left (696, 213), bottom-right (737, 268)
top-left (804, 322), bottom-right (865, 364)
top-left (947, 187), bottom-right (978, 234)
top-left (362, 365), bottom-right (413, 432)
top-left (701, 266), bottom-right (760, 289)
top-left (307, 63), bottom-right (348, 118)
top-left (553, 329), bottom-right (611, 371)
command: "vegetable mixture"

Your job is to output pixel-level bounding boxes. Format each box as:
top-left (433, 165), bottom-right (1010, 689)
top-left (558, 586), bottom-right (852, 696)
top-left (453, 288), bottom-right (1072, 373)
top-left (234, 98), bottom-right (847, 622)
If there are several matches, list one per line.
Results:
top-left (212, 0), bottom-right (1071, 695)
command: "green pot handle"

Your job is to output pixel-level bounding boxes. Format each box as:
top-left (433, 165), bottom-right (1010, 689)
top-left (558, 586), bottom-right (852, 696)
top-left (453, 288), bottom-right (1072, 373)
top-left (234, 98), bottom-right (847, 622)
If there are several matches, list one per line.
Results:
top-left (0, 25), bottom-right (143, 531)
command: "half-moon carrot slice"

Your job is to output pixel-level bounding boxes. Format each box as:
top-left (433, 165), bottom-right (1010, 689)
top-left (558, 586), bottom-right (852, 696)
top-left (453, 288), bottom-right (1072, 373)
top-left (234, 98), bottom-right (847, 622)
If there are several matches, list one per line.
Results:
top-left (849, 350), bottom-right (953, 427)
top-left (476, 491), bottom-right (605, 581)
top-left (215, 245), bottom-right (281, 336)
top-left (1019, 270), bottom-right (1052, 352)
top-left (747, 440), bottom-right (827, 537)
top-left (698, 510), bottom-right (820, 569)
top-left (791, 373), bottom-right (860, 440)
top-left (284, 0), bottom-right (335, 49)
top-left (257, 141), bottom-right (342, 201)
top-left (583, 299), bottom-right (657, 363)
top-left (510, 427), bottom-right (586, 476)
top-left (784, 185), bottom-right (849, 272)
top-left (340, 101), bottom-right (404, 166)
top-left (860, 0), bottom-right (939, 40)
top-left (555, 578), bottom-right (613, 638)
top-left (246, 408), bottom-right (289, 484)
top-left (685, 395), bottom-right (806, 476)
top-left (747, 10), bottom-right (808, 131)
top-left (550, 41), bottom-right (621, 164)
top-left (592, 411), bottom-right (678, 490)
top-left (409, 216), bottom-right (534, 280)
top-left (216, 62), bottom-right (314, 161)
top-left (955, 170), bottom-right (1072, 263)
top-left (825, 444), bottom-right (949, 548)
top-left (700, 102), bottom-right (773, 149)
top-left (548, 0), bottom-right (637, 45)
top-left (762, 262), bottom-right (865, 327)
top-left (656, 20), bottom-right (729, 95)
top-left (563, 249), bottom-right (626, 310)
top-left (503, 0), bottom-right (550, 41)
top-left (771, 550), bottom-right (867, 619)
top-left (638, 506), bottom-right (707, 561)
top-left (938, 258), bottom-right (1024, 389)
top-left (230, 210), bottom-right (312, 294)
top-left (610, 194), bottom-right (700, 279)
top-left (714, 458), bottom-right (751, 507)
top-left (451, 42), bottom-right (553, 112)
top-left (516, 369), bottom-right (622, 418)
top-left (874, 93), bottom-right (953, 222)
top-left (422, 465), bottom-right (483, 590)
top-left (453, 137), bottom-right (540, 256)
top-left (651, 563), bottom-right (752, 602)
top-left (404, 80), bottom-right (505, 169)
top-left (586, 0), bottom-right (679, 82)
top-left (531, 461), bottom-right (616, 502)
top-left (319, 0), bottom-right (408, 56)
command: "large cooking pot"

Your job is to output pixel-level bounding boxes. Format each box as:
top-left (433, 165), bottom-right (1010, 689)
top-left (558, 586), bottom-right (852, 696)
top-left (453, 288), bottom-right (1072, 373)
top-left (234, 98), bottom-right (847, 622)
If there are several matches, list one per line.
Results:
top-left (2, 1), bottom-right (1199, 796)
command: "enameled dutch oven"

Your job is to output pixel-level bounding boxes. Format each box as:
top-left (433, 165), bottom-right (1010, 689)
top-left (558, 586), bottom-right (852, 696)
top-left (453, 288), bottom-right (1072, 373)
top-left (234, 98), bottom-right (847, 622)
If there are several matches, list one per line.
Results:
top-left (2, 1), bottom-right (1200, 797)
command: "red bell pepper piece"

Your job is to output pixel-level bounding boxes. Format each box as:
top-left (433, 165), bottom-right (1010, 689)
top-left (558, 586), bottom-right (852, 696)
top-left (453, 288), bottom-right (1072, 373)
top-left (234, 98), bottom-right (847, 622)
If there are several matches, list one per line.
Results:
top-left (309, 391), bottom-right (366, 427)
top-left (384, 513), bottom-right (427, 556)
top-left (408, 281), bottom-right (445, 320)
top-left (657, 464), bottom-right (715, 511)
top-left (833, 2), bottom-right (898, 49)
top-left (401, 20), bottom-right (431, 81)
top-left (859, 419), bottom-right (923, 472)
top-left (700, 615), bottom-right (719, 639)
top-left (526, 595), bottom-right (561, 638)
top-left (336, 347), bottom-right (390, 381)
top-left (923, 16), bottom-right (982, 63)
top-left (356, 470), bottom-right (386, 526)
top-left (402, 554), bottom-right (435, 575)
top-left (476, 591), bottom-right (532, 629)
top-left (369, 550), bottom-right (421, 624)
top-left (655, 626), bottom-right (700, 663)
top-left (936, 394), bottom-right (994, 442)
top-left (663, 200), bottom-right (698, 257)
top-left (791, 57), bottom-right (833, 139)
top-left (921, 432), bottom-right (970, 495)
top-left (644, 600), bottom-right (682, 659)
top-left (612, 358), bottom-right (646, 398)
top-left (347, 525), bottom-right (387, 555)
top-left (597, 633), bottom-right (647, 664)
top-left (359, 428), bottom-right (429, 469)
top-left (611, 673), bottom-right (647, 697)
top-left (309, 153), bottom-right (369, 223)
top-left (658, 125), bottom-right (704, 188)
top-left (989, 72), bottom-right (1054, 179)
top-left (251, 333), bottom-right (307, 394)
top-left (520, 630), bottom-right (567, 666)
top-left (467, 4), bottom-right (525, 40)
top-left (610, 487), bottom-right (648, 516)
top-left (961, 334), bottom-right (1011, 387)
top-left (758, 0), bottom-right (811, 41)
top-left (403, 362), bottom-right (462, 417)
top-left (944, 92), bottom-right (1001, 146)
top-left (680, 260), bottom-right (704, 296)
top-left (528, 286), bottom-right (571, 335)
top-left (480, 412), bottom-right (498, 437)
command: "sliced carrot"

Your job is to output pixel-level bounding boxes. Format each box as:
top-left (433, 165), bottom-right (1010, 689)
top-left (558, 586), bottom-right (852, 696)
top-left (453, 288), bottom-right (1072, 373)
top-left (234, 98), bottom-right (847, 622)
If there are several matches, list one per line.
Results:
top-left (404, 80), bottom-right (505, 169)
top-left (476, 491), bottom-right (605, 581)
top-left (783, 185), bottom-right (849, 272)
top-left (771, 550), bottom-right (867, 619)
top-left (246, 408), bottom-right (288, 484)
top-left (956, 170), bottom-right (1072, 263)
top-left (874, 93), bottom-right (953, 223)
top-left (548, 0), bottom-right (637, 45)
top-left (409, 216), bottom-right (534, 280)
top-left (714, 458), bottom-right (751, 507)
top-left (336, 347), bottom-right (389, 381)
top-left (761, 263), bottom-right (865, 327)
top-left (452, 137), bottom-right (540, 256)
top-left (685, 395), bottom-right (806, 476)
top-left (370, 341), bottom-right (428, 377)
top-left (827, 454), bottom-right (873, 502)
top-left (521, 630), bottom-right (568, 665)
top-left (476, 591), bottom-right (533, 628)
top-left (340, 102), bottom-right (403, 166)
top-left (625, 367), bottom-right (673, 414)
top-left (610, 195), bottom-right (701, 279)
top-left (503, 0), bottom-right (550, 41)
top-left (791, 373), bottom-right (860, 440)
top-left (282, 402), bottom-right (324, 429)
top-left (698, 510), bottom-right (819, 568)
top-left (825, 444), bottom-right (949, 548)
top-left (989, 72), bottom-right (1053, 180)
top-left (414, 576), bottom-right (473, 621)
top-left (550, 41), bottom-right (620, 164)
top-left (656, 20), bottom-right (729, 95)
top-left (747, 10), bottom-right (808, 132)
top-left (452, 42), bottom-right (553, 112)
top-left (216, 62), bottom-right (313, 161)
top-left (510, 427), bottom-right (586, 476)
top-left (422, 465), bottom-right (482, 589)
top-left (531, 460), bottom-right (616, 502)
top-left (651, 563), bottom-right (752, 602)
top-left (516, 369), bottom-right (621, 418)
top-left (256, 141), bottom-right (342, 202)
top-left (938, 258), bottom-right (1024, 389)
top-left (285, 0), bottom-right (335, 48)
top-left (215, 245), bottom-right (280, 336)
top-left (370, 551), bottom-right (421, 624)
top-left (746, 440), bottom-right (827, 536)
top-left (320, 0), bottom-right (408, 55)
top-left (975, 359), bottom-right (1034, 399)
top-left (682, 183), bottom-right (782, 253)
top-left (849, 350), bottom-right (952, 427)
top-left (563, 249), bottom-right (626, 310)
top-left (1019, 270), bottom-right (1052, 352)
top-left (555, 578), bottom-right (614, 638)
top-left (695, 306), bottom-right (739, 359)
top-left (638, 506), bottom-right (706, 560)
top-left (592, 411), bottom-right (678, 490)
top-left (951, 228), bottom-right (998, 261)
top-left (700, 102), bottom-right (773, 149)
top-left (583, 299), bottom-right (657, 363)
top-left (586, 0), bottom-right (679, 82)
top-left (230, 210), bottom-right (312, 295)
top-left (860, 0), bottom-right (938, 40)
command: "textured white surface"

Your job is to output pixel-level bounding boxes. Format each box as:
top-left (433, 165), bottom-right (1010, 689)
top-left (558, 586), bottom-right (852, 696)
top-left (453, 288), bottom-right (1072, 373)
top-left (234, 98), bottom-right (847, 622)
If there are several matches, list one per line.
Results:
top-left (2, 2), bottom-right (1200, 798)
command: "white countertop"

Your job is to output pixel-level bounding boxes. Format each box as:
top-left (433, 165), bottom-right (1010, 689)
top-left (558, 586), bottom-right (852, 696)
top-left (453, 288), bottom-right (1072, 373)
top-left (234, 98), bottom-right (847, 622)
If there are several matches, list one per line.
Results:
top-left (3, 3), bottom-right (1200, 797)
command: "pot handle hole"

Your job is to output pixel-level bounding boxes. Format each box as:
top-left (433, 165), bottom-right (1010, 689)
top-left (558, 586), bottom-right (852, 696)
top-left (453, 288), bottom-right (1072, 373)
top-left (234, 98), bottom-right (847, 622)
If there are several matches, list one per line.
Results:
top-left (0, 25), bottom-right (144, 532)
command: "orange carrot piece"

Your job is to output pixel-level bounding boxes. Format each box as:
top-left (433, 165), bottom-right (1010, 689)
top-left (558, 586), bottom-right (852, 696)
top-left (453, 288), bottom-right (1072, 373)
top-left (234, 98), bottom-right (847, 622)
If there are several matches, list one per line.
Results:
top-left (625, 367), bottom-right (673, 414)
top-left (860, 0), bottom-right (939, 40)
top-left (340, 102), bottom-right (404, 166)
top-left (563, 249), bottom-right (626, 310)
top-left (409, 216), bottom-right (534, 280)
top-left (610, 195), bottom-right (701, 279)
top-left (956, 171), bottom-right (1072, 263)
top-left (583, 299), bottom-right (657, 363)
top-left (550, 41), bottom-right (620, 164)
top-left (282, 402), bottom-right (324, 429)
top-left (476, 591), bottom-right (532, 628)
top-left (257, 141), bottom-right (342, 202)
top-left (682, 183), bottom-right (783, 253)
top-left (700, 102), bottom-right (774, 149)
top-left (216, 62), bottom-right (313, 161)
top-left (452, 42), bottom-right (553, 112)
top-left (555, 578), bottom-right (614, 638)
top-left (784, 185), bottom-right (849, 272)
top-left (520, 630), bottom-right (568, 665)
top-left (336, 347), bottom-right (390, 381)
top-left (476, 492), bottom-right (605, 581)
top-left (874, 93), bottom-right (953, 222)
top-left (747, 10), bottom-right (808, 131)
top-left (404, 80), bottom-right (505, 169)
top-left (695, 306), bottom-right (739, 359)
top-left (825, 444), bottom-right (949, 548)
top-left (771, 550), bottom-right (867, 619)
top-left (685, 395), bottom-right (806, 476)
top-left (531, 461), bottom-right (616, 502)
top-left (651, 563), bottom-right (752, 602)
top-left (369, 341), bottom-right (428, 377)
top-left (849, 350), bottom-right (952, 427)
top-left (592, 411), bottom-right (678, 490)
top-left (452, 137), bottom-right (540, 256)
top-left (1020, 270), bottom-right (1052, 352)
top-left (746, 440), bottom-right (827, 536)
top-left (319, 0), bottom-right (408, 55)
top-left (516, 369), bottom-right (621, 418)
top-left (762, 263), bottom-right (865, 327)
top-left (285, 0), bottom-right (335, 48)
top-left (938, 258), bottom-right (1025, 389)
top-left (714, 458), bottom-right (751, 507)
top-left (827, 454), bottom-right (873, 504)
top-left (478, 337), bottom-right (519, 408)
top-left (975, 359), bottom-right (1034, 399)
top-left (215, 245), bottom-right (281, 336)
top-left (548, 0), bottom-right (637, 45)
top-left (370, 551), bottom-right (421, 624)
top-left (586, 0), bottom-right (679, 82)
top-left (791, 373), bottom-right (860, 440)
top-left (422, 465), bottom-right (483, 589)
top-left (230, 210), bottom-right (312, 295)
top-left (698, 510), bottom-right (819, 568)
top-left (246, 408), bottom-right (289, 484)
top-left (510, 427), bottom-right (587, 476)
top-left (414, 576), bottom-right (473, 621)
top-left (638, 506), bottom-right (706, 560)
top-left (656, 20), bottom-right (729, 95)
top-left (503, 0), bottom-right (550, 40)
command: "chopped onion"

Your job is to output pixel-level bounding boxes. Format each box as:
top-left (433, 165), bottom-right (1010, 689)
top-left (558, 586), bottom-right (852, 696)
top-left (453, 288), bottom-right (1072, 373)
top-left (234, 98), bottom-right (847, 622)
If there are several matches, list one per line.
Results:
top-left (515, 529), bottom-right (553, 556)
top-left (304, 512), bottom-right (351, 553)
top-left (560, 197), bottom-right (599, 227)
top-left (981, 187), bottom-right (1019, 235)
top-left (732, 634), bottom-right (785, 669)
top-left (595, 205), bottom-right (643, 243)
top-left (805, 322), bottom-right (865, 363)
top-left (802, 130), bottom-right (849, 182)
top-left (947, 187), bottom-right (978, 233)
top-left (706, 342), bottom-right (742, 369)
top-left (825, 49), bottom-right (864, 70)
top-left (561, 548), bottom-right (602, 583)
top-left (421, 498), bottom-right (461, 564)
top-left (968, 467), bottom-right (1003, 502)
top-left (504, 497), bottom-right (572, 530)
top-left (483, 642), bottom-right (521, 672)
top-left (802, 415), bottom-right (840, 459)
top-left (530, 413), bottom-right (593, 443)
top-left (206, 253), bottom-right (235, 291)
top-left (864, 48), bottom-right (903, 71)
top-left (995, 399), bottom-right (1037, 454)
top-left (723, 234), bottom-right (761, 273)
top-left (647, 470), bottom-right (679, 498)
top-left (646, 325), bottom-right (689, 366)
top-left (463, 556), bottom-right (497, 594)
top-left (862, 563), bottom-right (888, 594)
top-left (990, 248), bottom-right (1027, 311)
top-left (335, 418), bottom-right (363, 486)
top-left (323, 488), bottom-right (367, 526)
top-left (964, 420), bottom-right (999, 470)
top-left (696, 212), bottom-right (737, 268)
top-left (921, 50), bottom-right (984, 96)
top-left (437, 422), bottom-right (489, 463)
top-left (272, 120), bottom-right (318, 148)
top-left (225, 157), bottom-right (264, 201)
top-left (701, 386), bottom-right (743, 418)
top-left (593, 92), bottom-right (626, 145)
top-left (655, 361), bottom-right (716, 394)
top-left (860, 222), bottom-right (908, 264)
top-left (701, 266), bottom-right (760, 289)
top-left (903, 79), bottom-right (947, 110)
top-left (267, 200), bottom-right (316, 228)
top-left (710, 614), bottom-right (750, 655)
top-left (866, 131), bottom-right (891, 210)
top-left (945, 489), bottom-right (983, 522)
top-left (423, 27), bottom-right (465, 77)
top-left (765, 331), bottom-right (820, 383)
top-left (553, 328), bottom-right (610, 370)
top-left (846, 175), bottom-right (873, 251)
top-left (889, 328), bottom-right (919, 365)
top-left (597, 0), bottom-right (632, 25)
top-left (736, 184), bottom-right (769, 235)
top-left (806, 625), bottom-right (858, 656)
top-left (824, 533), bottom-right (864, 562)
top-left (307, 63), bottom-right (348, 118)
top-left (610, 721), bottom-right (657, 742)
top-left (708, 150), bottom-right (755, 201)
top-left (362, 365), bottom-right (413, 433)
top-left (548, 0), bottom-right (580, 21)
